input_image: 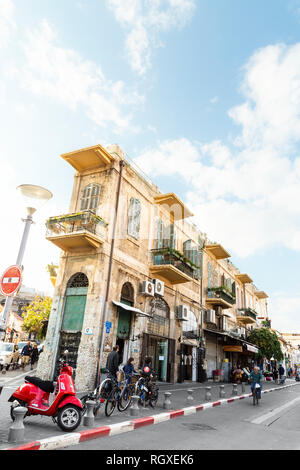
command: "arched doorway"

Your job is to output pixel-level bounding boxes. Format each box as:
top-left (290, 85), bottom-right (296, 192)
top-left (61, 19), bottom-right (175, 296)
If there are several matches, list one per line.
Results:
top-left (116, 283), bottom-right (134, 364)
top-left (55, 273), bottom-right (89, 378)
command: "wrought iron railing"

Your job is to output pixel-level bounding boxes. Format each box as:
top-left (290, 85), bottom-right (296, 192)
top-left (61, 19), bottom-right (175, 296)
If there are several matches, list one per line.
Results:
top-left (46, 210), bottom-right (107, 240)
top-left (182, 329), bottom-right (200, 340)
top-left (151, 247), bottom-right (199, 280)
top-left (237, 308), bottom-right (257, 321)
top-left (207, 287), bottom-right (236, 305)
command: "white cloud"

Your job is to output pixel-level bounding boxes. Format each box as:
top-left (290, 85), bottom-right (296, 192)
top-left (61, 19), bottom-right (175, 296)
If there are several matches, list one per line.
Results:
top-left (0, 0), bottom-right (15, 47)
top-left (18, 20), bottom-right (143, 132)
top-left (269, 294), bottom-right (300, 333)
top-left (134, 42), bottom-right (300, 259)
top-left (107, 0), bottom-right (196, 75)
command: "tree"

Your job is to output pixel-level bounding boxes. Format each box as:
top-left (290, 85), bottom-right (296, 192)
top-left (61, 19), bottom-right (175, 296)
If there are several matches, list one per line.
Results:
top-left (22, 296), bottom-right (52, 340)
top-left (248, 328), bottom-right (284, 361)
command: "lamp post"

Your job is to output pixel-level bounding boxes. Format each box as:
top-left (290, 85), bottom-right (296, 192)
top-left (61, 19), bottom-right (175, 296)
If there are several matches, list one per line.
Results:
top-left (0, 185), bottom-right (53, 335)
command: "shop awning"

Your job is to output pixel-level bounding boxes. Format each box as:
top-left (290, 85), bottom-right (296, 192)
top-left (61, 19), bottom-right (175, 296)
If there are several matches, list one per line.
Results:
top-left (244, 344), bottom-right (259, 353)
top-left (224, 345), bottom-right (243, 352)
top-left (112, 301), bottom-right (153, 318)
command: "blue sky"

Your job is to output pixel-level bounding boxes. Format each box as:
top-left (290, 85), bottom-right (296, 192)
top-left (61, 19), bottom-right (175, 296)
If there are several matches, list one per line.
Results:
top-left (1, 0), bottom-right (300, 332)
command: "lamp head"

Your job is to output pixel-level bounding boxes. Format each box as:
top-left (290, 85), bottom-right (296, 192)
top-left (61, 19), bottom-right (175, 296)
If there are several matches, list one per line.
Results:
top-left (17, 184), bottom-right (53, 216)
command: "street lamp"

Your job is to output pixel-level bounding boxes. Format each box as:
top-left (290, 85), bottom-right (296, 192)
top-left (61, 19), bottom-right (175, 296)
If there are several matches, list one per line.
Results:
top-left (0, 184), bottom-right (53, 335)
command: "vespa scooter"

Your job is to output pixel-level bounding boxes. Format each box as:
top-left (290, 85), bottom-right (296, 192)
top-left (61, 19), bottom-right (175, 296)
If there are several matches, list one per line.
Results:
top-left (8, 352), bottom-right (83, 432)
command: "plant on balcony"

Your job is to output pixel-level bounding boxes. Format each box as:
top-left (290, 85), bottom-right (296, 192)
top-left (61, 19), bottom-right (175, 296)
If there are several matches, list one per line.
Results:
top-left (207, 285), bottom-right (236, 299)
top-left (152, 246), bottom-right (199, 270)
top-left (46, 211), bottom-right (108, 228)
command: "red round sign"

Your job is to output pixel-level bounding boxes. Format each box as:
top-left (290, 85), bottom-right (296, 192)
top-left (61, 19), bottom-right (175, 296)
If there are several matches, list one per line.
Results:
top-left (0, 265), bottom-right (22, 296)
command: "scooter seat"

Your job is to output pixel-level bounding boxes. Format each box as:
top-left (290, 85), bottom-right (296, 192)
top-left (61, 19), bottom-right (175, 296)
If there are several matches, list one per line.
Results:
top-left (25, 376), bottom-right (55, 393)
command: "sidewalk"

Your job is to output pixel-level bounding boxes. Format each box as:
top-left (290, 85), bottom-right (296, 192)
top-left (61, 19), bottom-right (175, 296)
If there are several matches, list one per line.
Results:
top-left (0, 378), bottom-right (296, 450)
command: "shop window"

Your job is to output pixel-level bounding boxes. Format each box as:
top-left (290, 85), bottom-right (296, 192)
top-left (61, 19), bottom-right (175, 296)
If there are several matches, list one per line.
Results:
top-left (128, 198), bottom-right (141, 240)
top-left (80, 184), bottom-right (101, 211)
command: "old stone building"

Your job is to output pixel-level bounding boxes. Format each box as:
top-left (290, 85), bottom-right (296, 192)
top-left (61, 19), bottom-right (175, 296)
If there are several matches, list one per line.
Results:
top-left (37, 144), bottom-right (270, 390)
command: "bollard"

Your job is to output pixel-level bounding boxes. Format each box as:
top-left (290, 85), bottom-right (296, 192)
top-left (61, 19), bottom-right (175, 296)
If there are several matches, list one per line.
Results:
top-left (163, 392), bottom-right (172, 410)
top-left (241, 382), bottom-right (245, 394)
top-left (8, 407), bottom-right (27, 443)
top-left (0, 383), bottom-right (4, 396)
top-left (205, 386), bottom-right (211, 401)
top-left (232, 384), bottom-right (238, 396)
top-left (129, 395), bottom-right (140, 417)
top-left (187, 389), bottom-right (194, 404)
top-left (83, 400), bottom-right (95, 427)
top-left (219, 385), bottom-right (225, 399)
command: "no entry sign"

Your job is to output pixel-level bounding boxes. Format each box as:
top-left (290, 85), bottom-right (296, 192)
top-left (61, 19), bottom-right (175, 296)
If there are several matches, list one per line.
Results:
top-left (0, 265), bottom-right (22, 297)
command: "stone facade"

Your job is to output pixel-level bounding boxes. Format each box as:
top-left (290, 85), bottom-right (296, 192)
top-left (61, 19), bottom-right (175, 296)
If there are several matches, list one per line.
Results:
top-left (37, 144), bottom-right (270, 390)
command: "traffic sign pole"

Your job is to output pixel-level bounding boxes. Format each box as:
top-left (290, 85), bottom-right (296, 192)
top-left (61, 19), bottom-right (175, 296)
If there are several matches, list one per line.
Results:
top-left (0, 215), bottom-right (33, 333)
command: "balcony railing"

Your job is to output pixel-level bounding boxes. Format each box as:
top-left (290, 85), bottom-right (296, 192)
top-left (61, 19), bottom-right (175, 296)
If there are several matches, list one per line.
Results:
top-left (46, 211), bottom-right (108, 251)
top-left (207, 287), bottom-right (236, 306)
top-left (151, 247), bottom-right (199, 283)
top-left (238, 308), bottom-right (257, 321)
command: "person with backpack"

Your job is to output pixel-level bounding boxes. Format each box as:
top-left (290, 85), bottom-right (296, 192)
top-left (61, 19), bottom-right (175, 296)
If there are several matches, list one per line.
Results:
top-left (123, 357), bottom-right (138, 385)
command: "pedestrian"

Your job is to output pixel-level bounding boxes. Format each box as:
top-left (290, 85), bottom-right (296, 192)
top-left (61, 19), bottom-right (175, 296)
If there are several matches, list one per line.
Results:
top-left (30, 343), bottom-right (39, 370)
top-left (273, 368), bottom-right (279, 381)
top-left (20, 341), bottom-right (32, 370)
top-left (278, 364), bottom-right (285, 379)
top-left (123, 357), bottom-right (138, 385)
top-left (233, 365), bottom-right (243, 384)
top-left (106, 345), bottom-right (119, 381)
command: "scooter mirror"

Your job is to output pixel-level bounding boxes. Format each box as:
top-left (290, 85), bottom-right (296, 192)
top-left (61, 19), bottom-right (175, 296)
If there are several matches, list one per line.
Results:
top-left (64, 350), bottom-right (69, 356)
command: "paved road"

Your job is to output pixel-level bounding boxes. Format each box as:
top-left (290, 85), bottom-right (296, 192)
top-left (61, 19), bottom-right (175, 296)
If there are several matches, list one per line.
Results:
top-left (67, 383), bottom-right (300, 450)
top-left (1, 369), bottom-right (298, 450)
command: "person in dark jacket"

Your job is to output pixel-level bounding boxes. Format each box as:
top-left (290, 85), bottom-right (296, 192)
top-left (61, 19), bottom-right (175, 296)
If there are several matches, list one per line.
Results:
top-left (30, 343), bottom-right (39, 370)
top-left (21, 341), bottom-right (32, 370)
top-left (278, 364), bottom-right (285, 379)
top-left (106, 346), bottom-right (119, 381)
top-left (123, 357), bottom-right (138, 385)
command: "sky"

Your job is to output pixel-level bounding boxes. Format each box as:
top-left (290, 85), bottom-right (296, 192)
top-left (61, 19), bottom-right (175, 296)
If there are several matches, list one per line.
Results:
top-left (0, 0), bottom-right (300, 332)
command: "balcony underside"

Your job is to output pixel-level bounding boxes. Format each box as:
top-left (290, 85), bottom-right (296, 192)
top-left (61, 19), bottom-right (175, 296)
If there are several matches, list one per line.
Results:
top-left (150, 264), bottom-right (193, 284)
top-left (236, 315), bottom-right (256, 325)
top-left (47, 232), bottom-right (104, 252)
top-left (206, 297), bottom-right (234, 309)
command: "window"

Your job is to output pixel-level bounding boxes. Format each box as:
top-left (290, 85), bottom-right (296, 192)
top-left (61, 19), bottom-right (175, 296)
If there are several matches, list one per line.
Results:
top-left (80, 184), bottom-right (101, 211)
top-left (207, 262), bottom-right (213, 288)
top-left (183, 310), bottom-right (198, 333)
top-left (128, 198), bottom-right (141, 240)
top-left (155, 219), bottom-right (165, 248)
top-left (165, 224), bottom-right (176, 249)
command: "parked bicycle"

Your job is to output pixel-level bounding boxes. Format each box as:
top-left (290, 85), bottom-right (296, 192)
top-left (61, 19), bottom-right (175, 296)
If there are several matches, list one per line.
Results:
top-left (100, 373), bottom-right (132, 416)
top-left (135, 372), bottom-right (159, 408)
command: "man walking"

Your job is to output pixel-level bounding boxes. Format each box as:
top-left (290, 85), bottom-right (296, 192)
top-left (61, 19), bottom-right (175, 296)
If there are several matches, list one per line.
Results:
top-left (21, 341), bottom-right (32, 370)
top-left (106, 345), bottom-right (119, 381)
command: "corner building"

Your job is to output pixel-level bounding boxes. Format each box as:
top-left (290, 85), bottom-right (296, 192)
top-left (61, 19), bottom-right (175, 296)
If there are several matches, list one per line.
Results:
top-left (37, 144), bottom-right (269, 391)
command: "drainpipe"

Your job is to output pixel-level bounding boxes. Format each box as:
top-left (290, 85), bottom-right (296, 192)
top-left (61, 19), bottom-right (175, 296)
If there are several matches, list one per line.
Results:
top-left (96, 159), bottom-right (126, 387)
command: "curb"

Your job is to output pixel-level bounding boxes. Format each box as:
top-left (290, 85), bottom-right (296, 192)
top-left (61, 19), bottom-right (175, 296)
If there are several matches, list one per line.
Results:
top-left (6, 382), bottom-right (299, 451)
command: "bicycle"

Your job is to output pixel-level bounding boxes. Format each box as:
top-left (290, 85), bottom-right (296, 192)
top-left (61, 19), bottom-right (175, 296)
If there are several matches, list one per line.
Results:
top-left (252, 383), bottom-right (261, 406)
top-left (135, 372), bottom-right (159, 408)
top-left (101, 374), bottom-right (132, 416)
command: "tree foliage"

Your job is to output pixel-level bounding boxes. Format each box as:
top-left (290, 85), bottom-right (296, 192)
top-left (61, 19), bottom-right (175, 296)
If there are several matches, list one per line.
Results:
top-left (248, 328), bottom-right (284, 361)
top-left (22, 296), bottom-right (52, 340)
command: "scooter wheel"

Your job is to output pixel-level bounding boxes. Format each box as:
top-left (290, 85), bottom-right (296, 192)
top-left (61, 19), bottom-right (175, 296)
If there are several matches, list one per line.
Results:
top-left (57, 405), bottom-right (82, 432)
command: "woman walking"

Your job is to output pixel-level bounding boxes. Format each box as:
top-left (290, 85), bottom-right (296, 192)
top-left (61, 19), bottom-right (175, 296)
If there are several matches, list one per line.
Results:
top-left (30, 343), bottom-right (39, 370)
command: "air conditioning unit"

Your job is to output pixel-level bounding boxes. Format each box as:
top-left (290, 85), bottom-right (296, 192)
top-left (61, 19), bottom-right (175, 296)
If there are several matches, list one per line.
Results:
top-left (177, 305), bottom-right (189, 321)
top-left (152, 279), bottom-right (165, 296)
top-left (205, 309), bottom-right (216, 324)
top-left (140, 281), bottom-right (154, 296)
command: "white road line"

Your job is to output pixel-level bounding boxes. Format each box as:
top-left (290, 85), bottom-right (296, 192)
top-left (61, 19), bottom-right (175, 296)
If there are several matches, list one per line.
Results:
top-left (251, 394), bottom-right (300, 425)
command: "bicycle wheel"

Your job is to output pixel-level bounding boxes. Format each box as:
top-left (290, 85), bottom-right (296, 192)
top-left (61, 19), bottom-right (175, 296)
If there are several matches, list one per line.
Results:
top-left (117, 385), bottom-right (132, 412)
top-left (150, 387), bottom-right (159, 408)
top-left (99, 378), bottom-right (113, 400)
top-left (105, 390), bottom-right (117, 417)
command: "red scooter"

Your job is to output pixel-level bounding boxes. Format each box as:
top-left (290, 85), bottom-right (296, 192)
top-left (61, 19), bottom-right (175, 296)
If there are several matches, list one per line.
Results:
top-left (8, 353), bottom-right (83, 432)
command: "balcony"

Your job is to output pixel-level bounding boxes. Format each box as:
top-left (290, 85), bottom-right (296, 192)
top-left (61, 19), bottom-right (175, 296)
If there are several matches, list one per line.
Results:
top-left (150, 248), bottom-right (197, 284)
top-left (236, 308), bottom-right (257, 325)
top-left (206, 287), bottom-right (236, 309)
top-left (46, 210), bottom-right (108, 252)
top-left (182, 329), bottom-right (200, 340)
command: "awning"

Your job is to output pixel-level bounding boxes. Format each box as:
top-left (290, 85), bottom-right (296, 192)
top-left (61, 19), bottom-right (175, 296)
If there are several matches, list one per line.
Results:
top-left (244, 344), bottom-right (259, 354)
top-left (112, 301), bottom-right (153, 318)
top-left (224, 345), bottom-right (243, 352)
top-left (182, 339), bottom-right (199, 347)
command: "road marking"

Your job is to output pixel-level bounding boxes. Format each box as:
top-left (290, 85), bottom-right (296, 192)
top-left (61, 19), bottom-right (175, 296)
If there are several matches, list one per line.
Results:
top-left (251, 395), bottom-right (300, 425)
top-left (0, 368), bottom-right (36, 385)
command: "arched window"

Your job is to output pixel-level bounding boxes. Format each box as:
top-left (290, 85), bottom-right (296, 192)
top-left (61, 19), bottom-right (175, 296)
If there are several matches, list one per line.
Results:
top-left (183, 310), bottom-right (198, 333)
top-left (120, 282), bottom-right (134, 305)
top-left (128, 198), bottom-right (141, 239)
top-left (80, 184), bottom-right (101, 211)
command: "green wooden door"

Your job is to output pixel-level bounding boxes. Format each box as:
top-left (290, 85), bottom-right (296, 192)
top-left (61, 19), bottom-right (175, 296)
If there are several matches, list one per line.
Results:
top-left (62, 287), bottom-right (88, 332)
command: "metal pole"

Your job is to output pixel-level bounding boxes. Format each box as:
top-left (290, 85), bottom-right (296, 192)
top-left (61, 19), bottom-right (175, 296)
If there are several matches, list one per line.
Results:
top-left (96, 160), bottom-right (126, 386)
top-left (1, 215), bottom-right (33, 329)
